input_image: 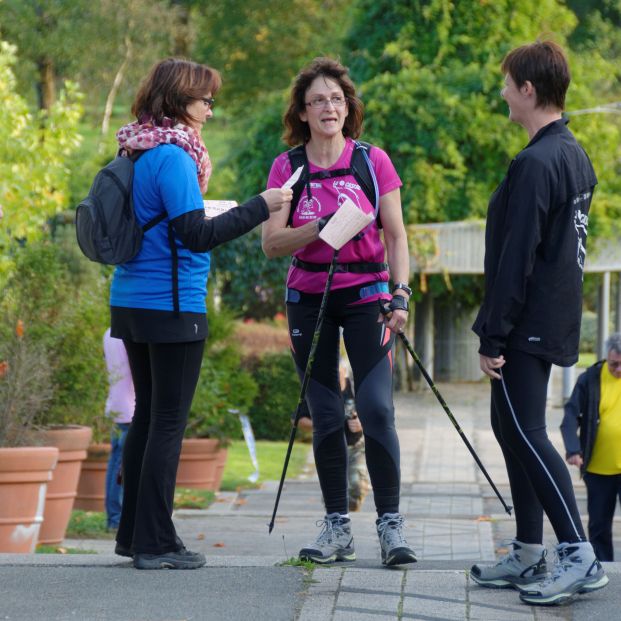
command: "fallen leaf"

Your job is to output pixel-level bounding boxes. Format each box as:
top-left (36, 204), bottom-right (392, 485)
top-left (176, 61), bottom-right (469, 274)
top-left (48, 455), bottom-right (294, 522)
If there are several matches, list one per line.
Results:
top-left (196, 533), bottom-right (205, 540)
top-left (213, 542), bottom-right (225, 548)
top-left (57, 547), bottom-right (68, 554)
top-left (475, 515), bottom-right (492, 522)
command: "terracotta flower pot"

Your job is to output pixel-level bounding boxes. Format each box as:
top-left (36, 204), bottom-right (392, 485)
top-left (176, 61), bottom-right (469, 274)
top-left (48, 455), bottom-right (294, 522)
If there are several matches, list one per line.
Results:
top-left (0, 447), bottom-right (59, 553)
top-left (37, 425), bottom-right (92, 544)
top-left (212, 447), bottom-right (229, 491)
top-left (176, 438), bottom-right (219, 490)
top-left (74, 443), bottom-right (111, 513)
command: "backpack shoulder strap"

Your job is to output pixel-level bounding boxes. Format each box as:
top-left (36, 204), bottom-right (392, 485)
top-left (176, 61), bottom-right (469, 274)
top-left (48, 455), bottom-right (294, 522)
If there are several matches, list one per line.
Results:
top-left (287, 145), bottom-right (309, 227)
top-left (351, 141), bottom-right (381, 227)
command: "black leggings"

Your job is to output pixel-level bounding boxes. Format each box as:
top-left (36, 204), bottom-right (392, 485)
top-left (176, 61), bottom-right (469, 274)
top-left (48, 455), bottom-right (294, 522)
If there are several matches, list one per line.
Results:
top-left (287, 286), bottom-right (400, 516)
top-left (116, 339), bottom-right (204, 554)
top-left (491, 348), bottom-right (585, 544)
top-left (583, 472), bottom-right (621, 561)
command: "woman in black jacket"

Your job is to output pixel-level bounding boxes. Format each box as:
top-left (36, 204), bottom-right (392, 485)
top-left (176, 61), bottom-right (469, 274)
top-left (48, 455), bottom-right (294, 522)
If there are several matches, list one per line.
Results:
top-left (470, 41), bottom-right (607, 606)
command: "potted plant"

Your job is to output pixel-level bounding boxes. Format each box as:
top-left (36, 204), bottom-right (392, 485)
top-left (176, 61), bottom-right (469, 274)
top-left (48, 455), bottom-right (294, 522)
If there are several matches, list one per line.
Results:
top-left (3, 240), bottom-right (108, 544)
top-left (178, 307), bottom-right (258, 491)
top-left (0, 322), bottom-right (59, 553)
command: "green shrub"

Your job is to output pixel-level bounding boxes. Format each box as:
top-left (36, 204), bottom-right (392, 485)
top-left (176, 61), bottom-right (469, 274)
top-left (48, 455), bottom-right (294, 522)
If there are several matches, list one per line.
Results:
top-left (247, 351), bottom-right (299, 440)
top-left (186, 301), bottom-right (258, 443)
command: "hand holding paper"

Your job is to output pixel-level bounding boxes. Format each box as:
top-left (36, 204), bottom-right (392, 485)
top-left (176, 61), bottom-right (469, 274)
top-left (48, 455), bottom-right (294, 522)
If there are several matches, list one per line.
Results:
top-left (318, 198), bottom-right (374, 250)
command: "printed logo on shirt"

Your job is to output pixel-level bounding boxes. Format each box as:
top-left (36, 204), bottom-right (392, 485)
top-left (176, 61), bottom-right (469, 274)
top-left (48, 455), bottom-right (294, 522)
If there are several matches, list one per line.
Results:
top-left (334, 180), bottom-right (362, 209)
top-left (291, 328), bottom-right (302, 337)
top-left (528, 336), bottom-right (542, 342)
top-left (299, 195), bottom-right (322, 220)
top-left (573, 207), bottom-right (589, 274)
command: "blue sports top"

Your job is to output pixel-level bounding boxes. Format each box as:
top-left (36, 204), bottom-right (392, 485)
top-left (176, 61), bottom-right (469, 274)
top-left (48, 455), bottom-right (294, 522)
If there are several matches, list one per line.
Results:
top-left (110, 144), bottom-right (210, 314)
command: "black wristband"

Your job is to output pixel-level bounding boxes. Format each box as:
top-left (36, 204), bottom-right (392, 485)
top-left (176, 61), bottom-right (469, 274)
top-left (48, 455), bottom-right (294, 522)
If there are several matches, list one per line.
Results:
top-left (317, 212), bottom-right (335, 233)
top-left (392, 282), bottom-right (412, 296)
top-left (388, 294), bottom-right (409, 313)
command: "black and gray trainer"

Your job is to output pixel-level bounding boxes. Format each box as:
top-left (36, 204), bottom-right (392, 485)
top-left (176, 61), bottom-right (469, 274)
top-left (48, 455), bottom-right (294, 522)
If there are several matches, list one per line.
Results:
top-left (470, 540), bottom-right (547, 590)
top-left (299, 514), bottom-right (356, 564)
top-left (519, 541), bottom-right (608, 606)
top-left (376, 513), bottom-right (417, 566)
top-left (133, 547), bottom-right (206, 570)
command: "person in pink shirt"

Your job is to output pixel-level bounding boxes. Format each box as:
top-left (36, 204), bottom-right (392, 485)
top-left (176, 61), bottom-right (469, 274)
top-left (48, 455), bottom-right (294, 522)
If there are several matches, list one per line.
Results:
top-left (103, 328), bottom-right (135, 530)
top-left (263, 57), bottom-right (415, 567)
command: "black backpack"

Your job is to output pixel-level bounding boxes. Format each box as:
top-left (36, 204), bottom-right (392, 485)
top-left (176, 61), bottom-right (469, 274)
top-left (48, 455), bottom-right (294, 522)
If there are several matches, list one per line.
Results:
top-left (75, 151), bottom-right (166, 265)
top-left (286, 140), bottom-right (381, 228)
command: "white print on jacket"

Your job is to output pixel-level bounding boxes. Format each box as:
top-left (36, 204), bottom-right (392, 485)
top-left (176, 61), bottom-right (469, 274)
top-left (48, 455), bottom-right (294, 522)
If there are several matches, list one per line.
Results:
top-left (298, 182), bottom-right (323, 220)
top-left (573, 202), bottom-right (589, 275)
top-left (333, 180), bottom-right (362, 210)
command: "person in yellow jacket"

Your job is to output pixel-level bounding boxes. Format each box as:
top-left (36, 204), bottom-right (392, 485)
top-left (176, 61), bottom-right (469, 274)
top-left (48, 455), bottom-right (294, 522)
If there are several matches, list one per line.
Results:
top-left (561, 333), bottom-right (621, 561)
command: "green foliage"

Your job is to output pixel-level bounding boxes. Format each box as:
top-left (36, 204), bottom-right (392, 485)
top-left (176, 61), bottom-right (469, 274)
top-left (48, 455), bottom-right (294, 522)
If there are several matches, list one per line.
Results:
top-left (186, 302), bottom-right (258, 442)
top-left (0, 236), bottom-right (110, 435)
top-left (210, 93), bottom-right (291, 317)
top-left (192, 0), bottom-right (349, 113)
top-left (174, 488), bottom-right (216, 509)
top-left (0, 41), bottom-right (82, 285)
top-left (246, 352), bottom-right (300, 441)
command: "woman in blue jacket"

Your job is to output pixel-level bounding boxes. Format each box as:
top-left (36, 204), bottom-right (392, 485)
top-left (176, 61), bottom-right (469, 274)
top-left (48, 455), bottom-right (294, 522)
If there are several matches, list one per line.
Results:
top-left (110, 58), bottom-right (291, 570)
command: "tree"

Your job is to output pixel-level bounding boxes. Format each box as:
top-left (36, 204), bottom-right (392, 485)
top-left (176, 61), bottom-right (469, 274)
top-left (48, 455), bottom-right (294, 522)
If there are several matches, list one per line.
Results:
top-left (192, 0), bottom-right (349, 112)
top-left (343, 0), bottom-right (621, 235)
top-left (0, 41), bottom-right (82, 285)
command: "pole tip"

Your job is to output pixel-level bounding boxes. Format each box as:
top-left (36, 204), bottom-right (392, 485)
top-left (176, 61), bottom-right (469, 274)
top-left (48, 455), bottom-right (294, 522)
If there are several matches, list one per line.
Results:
top-left (506, 505), bottom-right (513, 516)
top-left (268, 522), bottom-right (274, 534)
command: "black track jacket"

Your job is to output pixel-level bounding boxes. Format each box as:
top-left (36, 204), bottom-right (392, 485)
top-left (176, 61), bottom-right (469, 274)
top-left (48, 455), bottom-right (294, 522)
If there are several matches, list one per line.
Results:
top-left (560, 361), bottom-right (604, 476)
top-left (472, 119), bottom-right (597, 366)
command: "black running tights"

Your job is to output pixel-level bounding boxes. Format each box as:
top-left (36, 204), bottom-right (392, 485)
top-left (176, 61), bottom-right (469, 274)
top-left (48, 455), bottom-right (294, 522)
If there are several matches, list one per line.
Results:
top-left (491, 348), bottom-right (586, 544)
top-left (287, 290), bottom-right (400, 516)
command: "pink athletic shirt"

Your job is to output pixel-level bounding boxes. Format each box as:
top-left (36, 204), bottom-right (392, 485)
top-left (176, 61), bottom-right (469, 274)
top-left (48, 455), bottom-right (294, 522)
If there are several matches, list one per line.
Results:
top-left (267, 138), bottom-right (402, 295)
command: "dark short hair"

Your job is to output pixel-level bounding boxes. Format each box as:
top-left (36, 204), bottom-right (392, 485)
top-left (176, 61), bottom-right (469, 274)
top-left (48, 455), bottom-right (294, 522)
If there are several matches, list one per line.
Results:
top-left (501, 40), bottom-right (570, 110)
top-left (283, 57), bottom-right (363, 146)
top-left (131, 58), bottom-right (222, 126)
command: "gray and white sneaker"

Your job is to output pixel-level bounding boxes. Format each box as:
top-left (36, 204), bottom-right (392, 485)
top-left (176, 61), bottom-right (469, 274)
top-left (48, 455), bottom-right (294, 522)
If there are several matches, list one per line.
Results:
top-left (376, 513), bottom-right (417, 566)
top-left (519, 541), bottom-right (608, 606)
top-left (470, 540), bottom-right (547, 590)
top-left (299, 514), bottom-right (355, 564)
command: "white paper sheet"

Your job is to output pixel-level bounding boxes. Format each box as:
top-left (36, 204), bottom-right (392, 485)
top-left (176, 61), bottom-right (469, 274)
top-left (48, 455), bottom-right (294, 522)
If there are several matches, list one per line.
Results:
top-left (318, 198), bottom-right (374, 250)
top-left (282, 166), bottom-right (304, 189)
top-left (204, 200), bottom-right (238, 218)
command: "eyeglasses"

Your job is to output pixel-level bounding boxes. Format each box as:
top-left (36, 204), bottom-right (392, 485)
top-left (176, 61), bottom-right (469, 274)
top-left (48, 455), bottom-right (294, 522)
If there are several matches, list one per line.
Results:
top-left (305, 95), bottom-right (347, 109)
top-left (201, 97), bottom-right (215, 109)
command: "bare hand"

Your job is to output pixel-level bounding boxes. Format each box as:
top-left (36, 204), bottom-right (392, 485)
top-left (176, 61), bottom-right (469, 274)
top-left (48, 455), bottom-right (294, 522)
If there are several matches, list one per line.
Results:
top-left (566, 454), bottom-right (583, 468)
top-left (479, 354), bottom-right (505, 380)
top-left (346, 415), bottom-right (362, 434)
top-left (378, 307), bottom-right (408, 334)
top-left (260, 188), bottom-right (293, 213)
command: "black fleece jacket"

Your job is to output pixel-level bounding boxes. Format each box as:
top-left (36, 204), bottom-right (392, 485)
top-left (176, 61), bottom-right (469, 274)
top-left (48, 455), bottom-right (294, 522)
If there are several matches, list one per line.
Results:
top-left (560, 361), bottom-right (604, 476)
top-left (472, 119), bottom-right (597, 366)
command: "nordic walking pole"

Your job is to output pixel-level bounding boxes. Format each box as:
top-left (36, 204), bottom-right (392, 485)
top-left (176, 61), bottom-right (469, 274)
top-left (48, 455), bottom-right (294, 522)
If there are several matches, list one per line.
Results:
top-left (379, 301), bottom-right (513, 516)
top-left (268, 248), bottom-right (339, 534)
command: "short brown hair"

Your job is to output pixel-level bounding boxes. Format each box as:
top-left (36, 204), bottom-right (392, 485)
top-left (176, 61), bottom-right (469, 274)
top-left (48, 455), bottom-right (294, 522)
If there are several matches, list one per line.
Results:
top-left (501, 41), bottom-right (570, 110)
top-left (132, 58), bottom-right (222, 126)
top-left (283, 57), bottom-right (363, 146)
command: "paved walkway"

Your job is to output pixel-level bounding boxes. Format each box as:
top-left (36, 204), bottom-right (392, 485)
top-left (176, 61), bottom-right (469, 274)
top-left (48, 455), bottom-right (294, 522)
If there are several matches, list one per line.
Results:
top-left (2, 377), bottom-right (620, 620)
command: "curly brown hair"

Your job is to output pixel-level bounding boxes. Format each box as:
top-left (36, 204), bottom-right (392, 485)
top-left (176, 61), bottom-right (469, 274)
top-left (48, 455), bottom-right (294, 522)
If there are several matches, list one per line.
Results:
top-left (283, 57), bottom-right (364, 146)
top-left (131, 58), bottom-right (222, 126)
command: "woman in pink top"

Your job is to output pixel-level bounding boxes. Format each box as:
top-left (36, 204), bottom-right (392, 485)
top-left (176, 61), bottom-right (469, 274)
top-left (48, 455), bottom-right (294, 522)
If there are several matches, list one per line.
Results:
top-left (263, 57), bottom-right (415, 567)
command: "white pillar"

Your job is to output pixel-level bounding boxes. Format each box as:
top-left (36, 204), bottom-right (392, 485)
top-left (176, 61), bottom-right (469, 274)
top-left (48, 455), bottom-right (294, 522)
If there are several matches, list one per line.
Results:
top-left (597, 271), bottom-right (611, 359)
top-left (615, 272), bottom-right (621, 333)
top-left (562, 365), bottom-right (576, 404)
top-left (414, 293), bottom-right (434, 384)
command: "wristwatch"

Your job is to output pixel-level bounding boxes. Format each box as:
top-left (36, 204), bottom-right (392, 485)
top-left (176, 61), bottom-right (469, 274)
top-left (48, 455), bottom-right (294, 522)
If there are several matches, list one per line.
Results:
top-left (392, 282), bottom-right (412, 296)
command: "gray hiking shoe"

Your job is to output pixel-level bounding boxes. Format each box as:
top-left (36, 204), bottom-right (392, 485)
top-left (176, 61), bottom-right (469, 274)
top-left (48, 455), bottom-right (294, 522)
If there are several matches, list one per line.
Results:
top-left (519, 542), bottom-right (608, 606)
top-left (376, 513), bottom-right (417, 566)
top-left (299, 514), bottom-right (355, 564)
top-left (470, 540), bottom-right (547, 590)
